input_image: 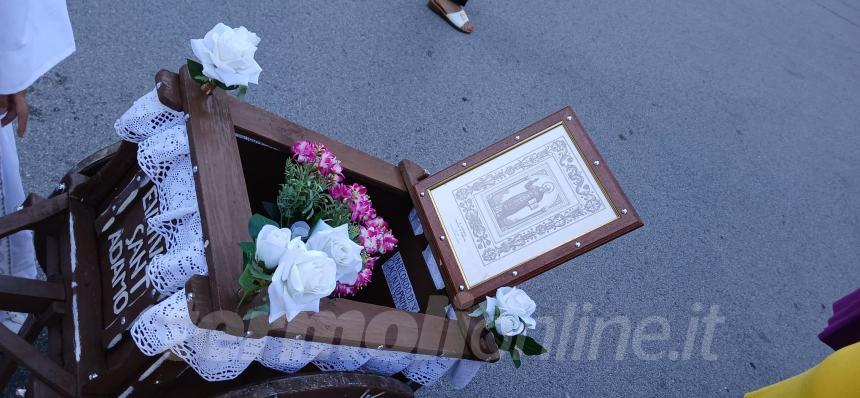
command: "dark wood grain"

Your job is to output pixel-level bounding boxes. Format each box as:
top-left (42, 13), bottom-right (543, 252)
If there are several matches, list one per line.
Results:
top-left (74, 141), bottom-right (137, 210)
top-left (0, 194), bottom-right (68, 239)
top-left (186, 275), bottom-right (482, 359)
top-left (0, 324), bottom-right (76, 397)
top-left (156, 69), bottom-right (407, 195)
top-left (61, 199), bottom-right (107, 394)
top-left (179, 65), bottom-right (252, 312)
top-left (0, 276), bottom-right (64, 313)
top-left (155, 69), bottom-right (183, 111)
top-left (0, 303), bottom-right (63, 389)
top-left (412, 107), bottom-right (644, 309)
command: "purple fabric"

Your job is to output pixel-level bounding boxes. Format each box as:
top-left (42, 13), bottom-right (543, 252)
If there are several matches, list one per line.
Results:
top-left (819, 288), bottom-right (860, 351)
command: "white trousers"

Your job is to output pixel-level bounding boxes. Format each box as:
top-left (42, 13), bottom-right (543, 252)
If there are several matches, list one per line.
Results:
top-left (0, 120), bottom-right (38, 332)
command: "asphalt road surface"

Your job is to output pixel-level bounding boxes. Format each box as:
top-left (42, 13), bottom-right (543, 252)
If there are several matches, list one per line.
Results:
top-left (6, 0), bottom-right (860, 397)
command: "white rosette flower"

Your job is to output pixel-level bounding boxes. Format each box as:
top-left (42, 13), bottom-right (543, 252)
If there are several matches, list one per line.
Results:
top-left (255, 225), bottom-right (292, 270)
top-left (306, 221), bottom-right (364, 285)
top-left (268, 237), bottom-right (337, 322)
top-left (190, 23), bottom-right (262, 87)
top-left (484, 286), bottom-right (537, 331)
top-left (494, 312), bottom-right (526, 336)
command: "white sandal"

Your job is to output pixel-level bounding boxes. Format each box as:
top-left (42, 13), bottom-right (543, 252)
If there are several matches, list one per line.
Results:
top-left (429, 0), bottom-right (474, 33)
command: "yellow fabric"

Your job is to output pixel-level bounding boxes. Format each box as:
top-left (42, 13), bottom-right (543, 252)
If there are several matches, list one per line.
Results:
top-left (745, 342), bottom-right (860, 398)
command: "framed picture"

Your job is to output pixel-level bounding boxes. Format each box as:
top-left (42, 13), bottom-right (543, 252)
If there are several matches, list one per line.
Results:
top-left (412, 107), bottom-right (643, 309)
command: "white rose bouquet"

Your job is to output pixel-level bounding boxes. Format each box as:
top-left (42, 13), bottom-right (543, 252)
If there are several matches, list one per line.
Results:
top-left (236, 141), bottom-right (397, 322)
top-left (469, 287), bottom-right (547, 367)
top-left (188, 23), bottom-right (263, 98)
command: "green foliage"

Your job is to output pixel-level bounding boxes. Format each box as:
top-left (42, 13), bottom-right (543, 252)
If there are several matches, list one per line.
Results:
top-left (277, 162), bottom-right (330, 225)
top-left (236, 240), bottom-right (273, 313)
top-left (187, 59), bottom-right (208, 84)
top-left (248, 214), bottom-right (278, 241)
top-left (318, 195), bottom-right (352, 227)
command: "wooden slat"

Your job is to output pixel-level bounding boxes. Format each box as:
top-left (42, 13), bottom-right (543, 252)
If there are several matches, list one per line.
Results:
top-left (0, 194), bottom-right (68, 239)
top-left (93, 170), bottom-right (148, 233)
top-left (186, 275), bottom-right (480, 359)
top-left (70, 142), bottom-right (121, 177)
top-left (0, 276), bottom-right (64, 313)
top-left (77, 141), bottom-right (137, 209)
top-left (179, 65), bottom-right (251, 312)
top-left (59, 200), bottom-right (107, 394)
top-left (155, 69), bottom-right (183, 111)
top-left (0, 303), bottom-right (63, 388)
top-left (0, 324), bottom-right (76, 397)
top-left (156, 69), bottom-right (407, 196)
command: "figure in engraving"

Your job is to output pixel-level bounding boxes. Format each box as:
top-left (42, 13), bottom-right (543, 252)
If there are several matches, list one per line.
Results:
top-left (491, 178), bottom-right (555, 227)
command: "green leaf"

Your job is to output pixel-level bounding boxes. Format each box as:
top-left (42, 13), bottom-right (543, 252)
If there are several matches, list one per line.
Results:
top-left (248, 214), bottom-right (278, 240)
top-left (510, 348), bottom-right (522, 368)
top-left (187, 59), bottom-right (206, 80)
top-left (248, 263), bottom-right (273, 282)
top-left (242, 302), bottom-right (270, 321)
top-left (522, 336), bottom-right (547, 356)
top-left (348, 224), bottom-right (361, 240)
top-left (238, 263), bottom-right (259, 293)
top-left (237, 85), bottom-right (248, 99)
top-left (238, 241), bottom-right (256, 259)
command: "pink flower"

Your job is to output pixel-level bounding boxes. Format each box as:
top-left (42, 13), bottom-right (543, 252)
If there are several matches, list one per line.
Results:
top-left (366, 216), bottom-right (388, 229)
top-left (329, 184), bottom-right (352, 201)
top-left (331, 283), bottom-right (355, 297)
top-left (364, 256), bottom-right (378, 270)
top-left (292, 141), bottom-right (316, 163)
top-left (330, 257), bottom-right (378, 298)
top-left (316, 151), bottom-right (340, 175)
top-left (359, 225), bottom-right (396, 255)
top-left (359, 226), bottom-right (380, 254)
top-left (378, 228), bottom-right (397, 254)
top-left (348, 199), bottom-right (376, 223)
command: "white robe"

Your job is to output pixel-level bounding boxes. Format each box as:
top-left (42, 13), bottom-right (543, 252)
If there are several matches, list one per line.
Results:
top-left (0, 0), bottom-right (75, 332)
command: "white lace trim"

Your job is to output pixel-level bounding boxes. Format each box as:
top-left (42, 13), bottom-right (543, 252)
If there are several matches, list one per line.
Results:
top-left (120, 88), bottom-right (480, 387)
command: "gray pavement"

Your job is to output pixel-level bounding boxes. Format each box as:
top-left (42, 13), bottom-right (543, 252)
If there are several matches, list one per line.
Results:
top-left (7, 0), bottom-right (860, 396)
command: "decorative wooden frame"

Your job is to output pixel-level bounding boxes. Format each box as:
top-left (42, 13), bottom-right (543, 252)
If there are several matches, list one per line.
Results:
top-left (155, 66), bottom-right (498, 362)
top-left (410, 108), bottom-right (643, 309)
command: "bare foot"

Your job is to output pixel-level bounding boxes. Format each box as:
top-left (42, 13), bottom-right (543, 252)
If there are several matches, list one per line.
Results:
top-left (429, 0), bottom-right (475, 33)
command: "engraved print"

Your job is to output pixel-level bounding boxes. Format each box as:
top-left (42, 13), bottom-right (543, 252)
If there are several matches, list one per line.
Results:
top-left (453, 137), bottom-right (605, 266)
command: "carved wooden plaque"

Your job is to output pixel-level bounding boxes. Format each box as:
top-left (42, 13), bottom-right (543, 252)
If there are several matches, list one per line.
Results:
top-left (96, 171), bottom-right (165, 347)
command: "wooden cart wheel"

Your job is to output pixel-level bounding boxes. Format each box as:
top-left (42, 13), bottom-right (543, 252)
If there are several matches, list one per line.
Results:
top-left (212, 372), bottom-right (414, 398)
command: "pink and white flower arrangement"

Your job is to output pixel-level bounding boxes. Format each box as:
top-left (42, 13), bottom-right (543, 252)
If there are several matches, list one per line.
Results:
top-left (237, 141), bottom-right (397, 322)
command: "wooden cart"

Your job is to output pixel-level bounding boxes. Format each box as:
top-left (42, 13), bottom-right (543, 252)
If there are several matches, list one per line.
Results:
top-left (0, 67), bottom-right (499, 397)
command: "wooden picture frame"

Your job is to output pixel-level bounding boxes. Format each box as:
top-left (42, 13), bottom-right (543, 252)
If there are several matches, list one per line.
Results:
top-left (411, 107), bottom-right (643, 310)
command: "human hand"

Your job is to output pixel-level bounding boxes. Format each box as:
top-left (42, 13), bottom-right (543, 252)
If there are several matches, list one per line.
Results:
top-left (0, 90), bottom-right (28, 138)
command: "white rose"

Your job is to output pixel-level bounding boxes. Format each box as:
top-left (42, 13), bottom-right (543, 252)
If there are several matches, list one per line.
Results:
top-left (268, 237), bottom-right (337, 322)
top-left (190, 23), bottom-right (262, 87)
top-left (306, 221), bottom-right (364, 285)
top-left (255, 225), bottom-right (292, 270)
top-left (494, 312), bottom-right (525, 336)
top-left (487, 287), bottom-right (537, 330)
